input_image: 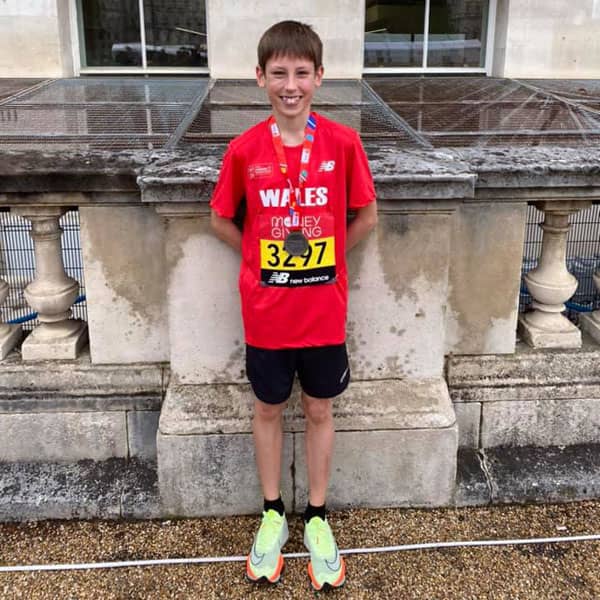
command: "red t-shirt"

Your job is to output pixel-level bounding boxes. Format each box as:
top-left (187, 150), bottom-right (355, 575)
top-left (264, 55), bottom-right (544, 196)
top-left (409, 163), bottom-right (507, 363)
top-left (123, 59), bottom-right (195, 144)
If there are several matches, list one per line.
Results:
top-left (210, 113), bottom-right (375, 349)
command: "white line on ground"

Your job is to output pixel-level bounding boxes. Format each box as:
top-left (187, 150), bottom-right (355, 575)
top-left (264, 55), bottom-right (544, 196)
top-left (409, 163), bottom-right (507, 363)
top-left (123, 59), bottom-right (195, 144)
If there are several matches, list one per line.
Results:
top-left (0, 533), bottom-right (599, 573)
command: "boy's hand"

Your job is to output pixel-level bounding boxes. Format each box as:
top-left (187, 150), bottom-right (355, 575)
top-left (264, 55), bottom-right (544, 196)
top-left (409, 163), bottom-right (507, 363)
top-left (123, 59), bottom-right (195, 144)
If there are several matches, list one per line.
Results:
top-left (211, 209), bottom-right (242, 253)
top-left (346, 201), bottom-right (378, 251)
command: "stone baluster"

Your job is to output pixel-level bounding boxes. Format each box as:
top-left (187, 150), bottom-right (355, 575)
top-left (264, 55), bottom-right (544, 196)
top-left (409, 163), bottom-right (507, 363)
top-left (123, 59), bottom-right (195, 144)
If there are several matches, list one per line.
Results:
top-left (518, 200), bottom-right (591, 349)
top-left (580, 266), bottom-right (600, 343)
top-left (0, 277), bottom-right (22, 359)
top-left (13, 207), bottom-right (88, 360)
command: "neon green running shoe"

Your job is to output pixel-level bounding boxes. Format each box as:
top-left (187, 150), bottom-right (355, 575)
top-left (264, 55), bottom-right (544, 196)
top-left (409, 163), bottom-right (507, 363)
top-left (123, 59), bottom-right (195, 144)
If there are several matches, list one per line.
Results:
top-left (304, 516), bottom-right (346, 591)
top-left (246, 509), bottom-right (288, 583)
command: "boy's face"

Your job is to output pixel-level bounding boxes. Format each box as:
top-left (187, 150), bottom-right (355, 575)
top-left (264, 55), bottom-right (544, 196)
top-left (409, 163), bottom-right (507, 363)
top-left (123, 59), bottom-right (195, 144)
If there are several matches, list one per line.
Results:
top-left (256, 54), bottom-right (324, 123)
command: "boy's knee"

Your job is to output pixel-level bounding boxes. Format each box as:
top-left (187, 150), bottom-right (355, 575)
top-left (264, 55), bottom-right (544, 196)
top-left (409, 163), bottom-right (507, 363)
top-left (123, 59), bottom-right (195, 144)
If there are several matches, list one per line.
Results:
top-left (254, 399), bottom-right (286, 422)
top-left (302, 394), bottom-right (332, 425)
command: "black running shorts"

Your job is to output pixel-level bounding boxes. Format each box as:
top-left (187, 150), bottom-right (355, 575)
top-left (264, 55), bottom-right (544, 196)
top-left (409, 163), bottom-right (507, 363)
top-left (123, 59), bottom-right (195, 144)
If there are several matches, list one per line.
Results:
top-left (246, 343), bottom-right (350, 405)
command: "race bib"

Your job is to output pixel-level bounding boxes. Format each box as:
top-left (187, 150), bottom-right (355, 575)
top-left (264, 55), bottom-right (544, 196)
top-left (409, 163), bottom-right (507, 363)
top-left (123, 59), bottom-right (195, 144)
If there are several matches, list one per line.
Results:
top-left (259, 214), bottom-right (336, 287)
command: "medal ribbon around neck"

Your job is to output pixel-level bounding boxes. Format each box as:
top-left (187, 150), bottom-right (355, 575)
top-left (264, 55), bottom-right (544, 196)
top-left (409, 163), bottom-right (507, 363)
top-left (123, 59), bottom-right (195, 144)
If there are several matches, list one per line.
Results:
top-left (269, 113), bottom-right (317, 230)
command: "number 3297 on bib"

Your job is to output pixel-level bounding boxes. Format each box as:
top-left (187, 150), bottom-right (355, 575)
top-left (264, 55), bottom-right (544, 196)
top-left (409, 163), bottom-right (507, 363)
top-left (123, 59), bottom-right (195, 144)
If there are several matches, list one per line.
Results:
top-left (260, 236), bottom-right (336, 287)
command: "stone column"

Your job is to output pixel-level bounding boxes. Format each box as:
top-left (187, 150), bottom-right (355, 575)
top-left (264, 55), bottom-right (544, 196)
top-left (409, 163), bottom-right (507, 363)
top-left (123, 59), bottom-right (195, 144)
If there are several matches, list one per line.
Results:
top-left (580, 267), bottom-right (600, 343)
top-left (13, 207), bottom-right (88, 360)
top-left (0, 277), bottom-right (21, 359)
top-left (518, 200), bottom-right (591, 349)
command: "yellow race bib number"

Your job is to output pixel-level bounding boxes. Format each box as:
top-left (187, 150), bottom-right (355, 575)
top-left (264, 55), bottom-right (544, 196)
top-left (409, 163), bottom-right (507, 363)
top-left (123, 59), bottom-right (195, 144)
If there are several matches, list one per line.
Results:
top-left (260, 236), bottom-right (336, 287)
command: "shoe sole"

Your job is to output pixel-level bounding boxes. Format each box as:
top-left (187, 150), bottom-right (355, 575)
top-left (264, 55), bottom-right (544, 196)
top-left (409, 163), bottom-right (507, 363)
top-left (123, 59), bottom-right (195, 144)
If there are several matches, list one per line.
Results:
top-left (307, 559), bottom-right (346, 591)
top-left (246, 553), bottom-right (284, 584)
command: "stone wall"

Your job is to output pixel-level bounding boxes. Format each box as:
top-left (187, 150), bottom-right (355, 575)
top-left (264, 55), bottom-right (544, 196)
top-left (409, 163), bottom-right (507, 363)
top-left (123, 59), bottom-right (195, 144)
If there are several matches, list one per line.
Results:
top-left (493, 0), bottom-right (600, 78)
top-left (1, 144), bottom-right (600, 516)
top-left (0, 0), bottom-right (74, 77)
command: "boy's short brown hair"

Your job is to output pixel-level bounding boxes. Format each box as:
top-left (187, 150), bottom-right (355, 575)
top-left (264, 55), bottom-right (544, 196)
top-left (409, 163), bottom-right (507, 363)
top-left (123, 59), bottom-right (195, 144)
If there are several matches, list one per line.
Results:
top-left (257, 21), bottom-right (323, 72)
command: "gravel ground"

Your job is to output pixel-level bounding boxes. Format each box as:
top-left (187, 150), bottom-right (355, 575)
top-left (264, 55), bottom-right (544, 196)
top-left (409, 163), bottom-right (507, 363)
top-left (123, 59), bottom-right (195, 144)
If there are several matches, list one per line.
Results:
top-left (0, 501), bottom-right (599, 599)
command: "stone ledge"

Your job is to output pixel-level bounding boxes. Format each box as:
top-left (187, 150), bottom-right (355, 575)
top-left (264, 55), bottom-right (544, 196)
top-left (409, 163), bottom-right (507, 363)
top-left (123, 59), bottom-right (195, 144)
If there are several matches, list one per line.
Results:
top-left (448, 339), bottom-right (600, 403)
top-left (0, 459), bottom-right (159, 522)
top-left (0, 350), bottom-right (166, 409)
top-left (2, 144), bottom-right (600, 200)
top-left (159, 378), bottom-right (456, 435)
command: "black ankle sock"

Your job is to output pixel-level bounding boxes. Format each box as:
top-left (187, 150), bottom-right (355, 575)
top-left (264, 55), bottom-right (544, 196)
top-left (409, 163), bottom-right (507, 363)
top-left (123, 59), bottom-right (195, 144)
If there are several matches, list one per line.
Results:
top-left (264, 496), bottom-right (285, 516)
top-left (304, 502), bottom-right (326, 523)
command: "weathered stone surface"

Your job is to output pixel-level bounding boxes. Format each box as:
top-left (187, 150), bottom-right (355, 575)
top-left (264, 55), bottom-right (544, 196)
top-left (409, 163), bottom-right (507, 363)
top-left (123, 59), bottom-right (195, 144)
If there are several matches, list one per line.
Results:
top-left (157, 432), bottom-right (294, 516)
top-left (0, 458), bottom-right (159, 522)
top-left (481, 399), bottom-right (600, 448)
top-left (159, 378), bottom-right (455, 435)
top-left (158, 378), bottom-right (456, 514)
top-left (0, 350), bottom-right (164, 410)
top-left (580, 312), bottom-right (600, 345)
top-left (348, 213), bottom-right (451, 380)
top-left (454, 402), bottom-right (481, 448)
top-left (453, 448), bottom-right (491, 507)
top-left (295, 426), bottom-right (457, 509)
top-left (0, 412), bottom-right (128, 462)
top-left (79, 206), bottom-right (169, 364)
top-left (449, 344), bottom-right (600, 448)
top-left (446, 202), bottom-right (526, 355)
top-left (127, 411), bottom-right (160, 459)
top-left (518, 313), bottom-right (582, 349)
top-left (120, 460), bottom-right (160, 520)
top-left (21, 319), bottom-right (88, 361)
top-left (164, 215), bottom-right (245, 385)
top-left (484, 444), bottom-right (600, 504)
top-left (2, 140), bottom-right (600, 200)
top-left (0, 324), bottom-right (21, 361)
top-left (448, 340), bottom-right (600, 404)
top-left (453, 146), bottom-right (600, 190)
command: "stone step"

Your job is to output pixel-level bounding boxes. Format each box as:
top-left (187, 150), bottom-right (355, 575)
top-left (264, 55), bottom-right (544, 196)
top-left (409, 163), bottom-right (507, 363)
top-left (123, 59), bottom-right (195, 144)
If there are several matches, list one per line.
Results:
top-left (1, 445), bottom-right (598, 522)
top-left (0, 458), bottom-right (159, 522)
top-left (455, 444), bottom-right (600, 507)
top-left (157, 378), bottom-right (459, 516)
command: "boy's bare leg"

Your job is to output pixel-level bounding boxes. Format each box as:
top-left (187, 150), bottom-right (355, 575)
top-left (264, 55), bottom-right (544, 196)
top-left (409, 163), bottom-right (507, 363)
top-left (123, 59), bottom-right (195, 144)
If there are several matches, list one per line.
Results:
top-left (302, 392), bottom-right (334, 506)
top-left (253, 399), bottom-right (287, 501)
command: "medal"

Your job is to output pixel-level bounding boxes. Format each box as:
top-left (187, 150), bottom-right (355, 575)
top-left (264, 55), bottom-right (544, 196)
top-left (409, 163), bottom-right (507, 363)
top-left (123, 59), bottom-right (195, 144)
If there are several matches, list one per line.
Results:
top-left (270, 113), bottom-right (317, 257)
top-left (284, 230), bottom-right (309, 257)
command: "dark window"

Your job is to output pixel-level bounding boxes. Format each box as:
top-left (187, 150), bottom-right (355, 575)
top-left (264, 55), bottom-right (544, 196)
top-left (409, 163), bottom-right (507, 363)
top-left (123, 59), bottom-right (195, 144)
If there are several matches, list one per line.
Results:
top-left (79, 0), bottom-right (207, 68)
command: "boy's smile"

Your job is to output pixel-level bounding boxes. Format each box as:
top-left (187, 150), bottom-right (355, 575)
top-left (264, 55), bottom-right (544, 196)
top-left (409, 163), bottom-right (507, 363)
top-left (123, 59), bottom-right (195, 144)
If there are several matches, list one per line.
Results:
top-left (256, 55), bottom-right (324, 130)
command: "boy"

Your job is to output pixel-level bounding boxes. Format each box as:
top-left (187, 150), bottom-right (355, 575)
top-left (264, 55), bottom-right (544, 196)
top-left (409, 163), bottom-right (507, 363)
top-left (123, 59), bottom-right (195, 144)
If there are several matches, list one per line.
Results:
top-left (210, 20), bottom-right (377, 591)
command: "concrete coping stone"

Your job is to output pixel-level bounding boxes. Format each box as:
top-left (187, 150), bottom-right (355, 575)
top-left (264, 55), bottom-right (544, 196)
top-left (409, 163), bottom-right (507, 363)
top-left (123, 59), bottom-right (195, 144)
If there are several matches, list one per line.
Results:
top-left (0, 349), bottom-right (166, 400)
top-left (1, 144), bottom-right (600, 199)
top-left (448, 339), bottom-right (600, 393)
top-left (159, 377), bottom-right (456, 436)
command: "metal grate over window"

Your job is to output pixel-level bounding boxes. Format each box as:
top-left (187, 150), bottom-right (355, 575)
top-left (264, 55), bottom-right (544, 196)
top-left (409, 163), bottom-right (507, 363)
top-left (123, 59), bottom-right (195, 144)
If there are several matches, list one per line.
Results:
top-left (0, 78), bottom-right (209, 151)
top-left (182, 79), bottom-right (426, 146)
top-left (367, 76), bottom-right (600, 148)
top-left (0, 210), bottom-right (86, 330)
top-left (520, 204), bottom-right (600, 323)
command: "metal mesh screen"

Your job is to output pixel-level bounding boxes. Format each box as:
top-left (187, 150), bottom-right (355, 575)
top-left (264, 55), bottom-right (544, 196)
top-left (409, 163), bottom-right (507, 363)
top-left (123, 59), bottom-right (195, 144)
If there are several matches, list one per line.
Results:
top-left (0, 79), bottom-right (45, 103)
top-left (521, 80), bottom-right (600, 102)
top-left (0, 78), bottom-right (208, 151)
top-left (520, 204), bottom-right (600, 323)
top-left (366, 77), bottom-right (600, 148)
top-left (182, 79), bottom-right (424, 146)
top-left (0, 210), bottom-right (86, 330)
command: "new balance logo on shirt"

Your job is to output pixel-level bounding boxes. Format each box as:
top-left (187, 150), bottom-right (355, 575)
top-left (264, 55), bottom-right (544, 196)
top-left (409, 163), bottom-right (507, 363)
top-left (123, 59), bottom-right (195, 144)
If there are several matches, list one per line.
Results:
top-left (318, 160), bottom-right (336, 172)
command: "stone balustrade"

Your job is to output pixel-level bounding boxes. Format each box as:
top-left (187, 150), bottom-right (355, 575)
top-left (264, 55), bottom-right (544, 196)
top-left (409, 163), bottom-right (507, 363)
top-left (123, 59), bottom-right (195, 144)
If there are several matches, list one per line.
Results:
top-left (0, 144), bottom-right (599, 515)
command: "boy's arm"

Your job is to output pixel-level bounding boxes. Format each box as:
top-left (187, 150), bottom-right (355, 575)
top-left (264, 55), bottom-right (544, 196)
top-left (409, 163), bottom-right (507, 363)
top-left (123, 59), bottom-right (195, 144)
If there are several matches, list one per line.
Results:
top-left (211, 209), bottom-right (242, 253)
top-left (347, 201), bottom-right (378, 252)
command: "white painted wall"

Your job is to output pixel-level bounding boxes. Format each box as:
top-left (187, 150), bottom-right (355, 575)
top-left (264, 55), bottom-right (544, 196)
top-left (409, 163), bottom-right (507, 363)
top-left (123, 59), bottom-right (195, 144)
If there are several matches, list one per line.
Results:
top-left (206, 0), bottom-right (365, 79)
top-left (493, 0), bottom-right (600, 78)
top-left (0, 0), bottom-right (74, 77)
